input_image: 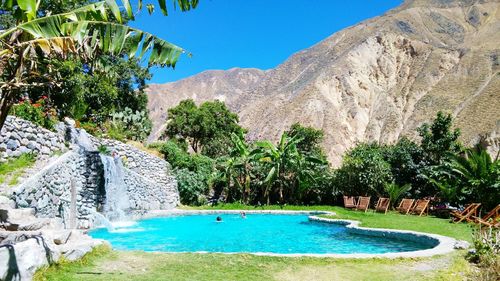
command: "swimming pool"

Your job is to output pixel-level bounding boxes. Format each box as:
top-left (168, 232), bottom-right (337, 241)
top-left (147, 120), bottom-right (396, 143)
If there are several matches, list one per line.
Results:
top-left (89, 213), bottom-right (438, 255)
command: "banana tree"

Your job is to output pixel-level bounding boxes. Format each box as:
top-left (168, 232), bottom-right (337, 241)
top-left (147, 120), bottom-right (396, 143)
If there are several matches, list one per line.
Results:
top-left (0, 0), bottom-right (198, 130)
top-left (217, 132), bottom-right (254, 203)
top-left (252, 133), bottom-right (302, 205)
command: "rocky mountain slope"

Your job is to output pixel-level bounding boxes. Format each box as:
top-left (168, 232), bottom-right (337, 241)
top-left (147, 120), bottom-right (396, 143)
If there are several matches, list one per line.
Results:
top-left (147, 0), bottom-right (500, 165)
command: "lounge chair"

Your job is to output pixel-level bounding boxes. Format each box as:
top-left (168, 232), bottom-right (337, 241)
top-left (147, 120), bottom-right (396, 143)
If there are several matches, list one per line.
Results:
top-left (375, 197), bottom-right (390, 214)
top-left (410, 199), bottom-right (430, 216)
top-left (451, 203), bottom-right (481, 223)
top-left (356, 196), bottom-right (371, 212)
top-left (473, 204), bottom-right (500, 227)
top-left (396, 198), bottom-right (415, 215)
top-left (343, 196), bottom-right (357, 209)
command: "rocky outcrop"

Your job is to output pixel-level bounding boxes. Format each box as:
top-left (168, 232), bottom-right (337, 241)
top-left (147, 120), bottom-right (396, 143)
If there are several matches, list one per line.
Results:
top-left (147, 0), bottom-right (500, 165)
top-left (0, 204), bottom-right (106, 281)
top-left (0, 116), bottom-right (67, 162)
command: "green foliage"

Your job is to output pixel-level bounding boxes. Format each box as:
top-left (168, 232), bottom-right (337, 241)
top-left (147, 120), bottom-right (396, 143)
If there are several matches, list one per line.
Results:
top-left (110, 107), bottom-right (152, 141)
top-left (155, 140), bottom-right (215, 205)
top-left (10, 97), bottom-right (57, 130)
top-left (285, 123), bottom-right (325, 157)
top-left (0, 0), bottom-right (199, 132)
top-left (383, 138), bottom-right (425, 189)
top-left (0, 153), bottom-right (36, 185)
top-left (52, 57), bottom-right (150, 120)
top-left (98, 145), bottom-right (110, 155)
top-left (384, 182), bottom-right (411, 209)
top-left (175, 168), bottom-right (209, 206)
top-left (102, 120), bottom-right (127, 142)
top-left (417, 111), bottom-right (461, 165)
top-left (449, 147), bottom-right (499, 210)
top-left (467, 227), bottom-right (500, 280)
top-left (163, 99), bottom-right (244, 157)
top-left (334, 143), bottom-right (392, 197)
top-left (154, 122), bottom-right (333, 206)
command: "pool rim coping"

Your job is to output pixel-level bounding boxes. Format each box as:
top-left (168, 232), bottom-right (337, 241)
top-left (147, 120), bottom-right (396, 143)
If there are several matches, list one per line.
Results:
top-left (104, 209), bottom-right (462, 259)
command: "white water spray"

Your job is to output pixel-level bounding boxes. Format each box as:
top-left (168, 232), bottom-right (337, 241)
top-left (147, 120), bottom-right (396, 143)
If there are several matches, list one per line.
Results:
top-left (100, 154), bottom-right (130, 222)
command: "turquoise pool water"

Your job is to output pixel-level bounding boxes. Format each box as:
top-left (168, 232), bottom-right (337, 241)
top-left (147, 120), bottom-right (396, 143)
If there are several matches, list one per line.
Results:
top-left (89, 214), bottom-right (432, 254)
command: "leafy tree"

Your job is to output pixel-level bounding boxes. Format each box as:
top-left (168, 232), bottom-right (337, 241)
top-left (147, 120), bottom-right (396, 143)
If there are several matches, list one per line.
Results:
top-left (163, 99), bottom-right (244, 156)
top-left (382, 137), bottom-right (429, 197)
top-left (417, 111), bottom-right (461, 165)
top-left (0, 0), bottom-right (199, 131)
top-left (44, 56), bottom-right (151, 123)
top-left (285, 123), bottom-right (324, 157)
top-left (334, 143), bottom-right (393, 197)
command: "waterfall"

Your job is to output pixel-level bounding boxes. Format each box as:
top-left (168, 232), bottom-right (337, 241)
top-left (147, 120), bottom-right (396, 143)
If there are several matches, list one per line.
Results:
top-left (100, 154), bottom-right (130, 222)
top-left (83, 207), bottom-right (115, 231)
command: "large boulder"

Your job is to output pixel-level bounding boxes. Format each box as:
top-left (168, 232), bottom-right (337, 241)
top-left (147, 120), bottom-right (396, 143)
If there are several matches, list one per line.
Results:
top-left (0, 236), bottom-right (60, 281)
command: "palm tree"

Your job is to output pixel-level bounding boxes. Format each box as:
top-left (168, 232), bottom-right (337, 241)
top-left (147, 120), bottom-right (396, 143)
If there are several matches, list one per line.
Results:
top-left (384, 182), bottom-right (411, 209)
top-left (0, 0), bottom-right (198, 130)
top-left (450, 146), bottom-right (500, 210)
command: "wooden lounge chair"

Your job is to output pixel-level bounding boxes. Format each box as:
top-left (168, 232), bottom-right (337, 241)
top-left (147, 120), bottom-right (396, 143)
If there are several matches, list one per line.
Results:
top-left (396, 198), bottom-right (415, 215)
top-left (473, 204), bottom-right (500, 227)
top-left (451, 203), bottom-right (481, 223)
top-left (343, 196), bottom-right (357, 209)
top-left (356, 196), bottom-right (371, 212)
top-left (410, 199), bottom-right (430, 216)
top-left (375, 197), bottom-right (390, 214)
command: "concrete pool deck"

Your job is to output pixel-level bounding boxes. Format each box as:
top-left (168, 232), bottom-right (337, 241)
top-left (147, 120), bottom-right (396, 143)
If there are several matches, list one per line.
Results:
top-left (120, 209), bottom-right (465, 259)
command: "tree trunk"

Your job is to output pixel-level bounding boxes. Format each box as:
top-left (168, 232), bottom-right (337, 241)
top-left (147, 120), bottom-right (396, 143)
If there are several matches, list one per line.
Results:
top-left (0, 90), bottom-right (15, 131)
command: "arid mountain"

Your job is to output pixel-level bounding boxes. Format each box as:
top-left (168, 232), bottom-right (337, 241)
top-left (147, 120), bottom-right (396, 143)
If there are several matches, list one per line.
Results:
top-left (147, 0), bottom-right (500, 165)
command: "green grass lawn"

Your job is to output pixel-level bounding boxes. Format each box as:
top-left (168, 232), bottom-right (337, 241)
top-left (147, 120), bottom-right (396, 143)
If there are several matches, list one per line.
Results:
top-left (0, 153), bottom-right (36, 186)
top-left (36, 246), bottom-right (471, 281)
top-left (35, 204), bottom-right (477, 281)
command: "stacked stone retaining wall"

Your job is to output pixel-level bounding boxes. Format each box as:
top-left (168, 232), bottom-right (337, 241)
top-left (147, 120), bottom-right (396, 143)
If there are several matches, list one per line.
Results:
top-left (1, 116), bottom-right (179, 228)
top-left (0, 116), bottom-right (66, 162)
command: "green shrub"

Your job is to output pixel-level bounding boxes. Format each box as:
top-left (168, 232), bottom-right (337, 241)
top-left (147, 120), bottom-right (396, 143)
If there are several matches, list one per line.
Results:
top-left (97, 145), bottom-right (110, 155)
top-left (110, 107), bottom-right (152, 141)
top-left (334, 143), bottom-right (392, 197)
top-left (155, 140), bottom-right (215, 205)
top-left (467, 227), bottom-right (500, 281)
top-left (10, 97), bottom-right (57, 130)
top-left (102, 120), bottom-right (127, 142)
top-left (174, 168), bottom-right (209, 206)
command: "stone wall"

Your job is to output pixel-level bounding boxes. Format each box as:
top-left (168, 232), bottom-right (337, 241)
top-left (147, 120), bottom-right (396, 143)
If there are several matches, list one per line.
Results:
top-left (12, 152), bottom-right (102, 229)
top-left (92, 138), bottom-right (174, 185)
top-left (124, 169), bottom-right (178, 211)
top-left (92, 138), bottom-right (180, 209)
top-left (0, 116), bottom-right (66, 162)
top-left (3, 117), bottom-right (179, 229)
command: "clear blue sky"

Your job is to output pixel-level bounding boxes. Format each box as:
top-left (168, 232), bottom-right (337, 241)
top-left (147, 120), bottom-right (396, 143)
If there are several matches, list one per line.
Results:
top-left (130, 0), bottom-right (403, 84)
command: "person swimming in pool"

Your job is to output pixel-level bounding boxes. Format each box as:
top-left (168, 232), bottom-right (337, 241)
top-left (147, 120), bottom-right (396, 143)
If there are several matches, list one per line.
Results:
top-left (240, 211), bottom-right (246, 219)
top-left (216, 216), bottom-right (223, 222)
